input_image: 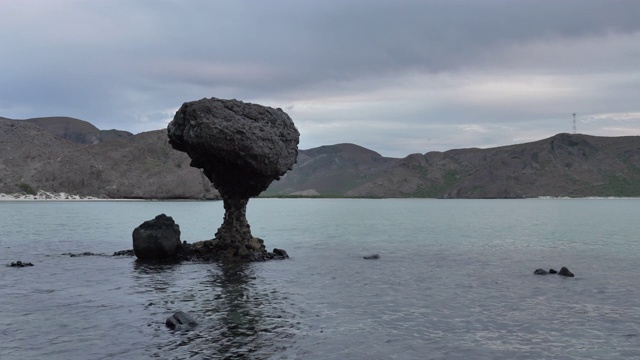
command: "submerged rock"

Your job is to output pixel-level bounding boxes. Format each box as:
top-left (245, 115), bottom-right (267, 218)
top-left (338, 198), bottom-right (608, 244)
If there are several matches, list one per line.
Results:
top-left (132, 214), bottom-right (182, 262)
top-left (558, 266), bottom-right (574, 277)
top-left (9, 261), bottom-right (33, 267)
top-left (167, 98), bottom-right (299, 261)
top-left (533, 267), bottom-right (574, 277)
top-left (63, 252), bottom-right (105, 257)
top-left (534, 268), bottom-right (548, 275)
top-left (112, 249), bottom-right (135, 256)
top-left (165, 311), bottom-right (198, 330)
top-left (363, 254), bottom-right (380, 260)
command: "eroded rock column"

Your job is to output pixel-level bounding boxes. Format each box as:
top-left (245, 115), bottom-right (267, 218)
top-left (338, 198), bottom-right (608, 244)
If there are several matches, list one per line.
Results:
top-left (216, 197), bottom-right (251, 246)
top-left (167, 97), bottom-right (299, 260)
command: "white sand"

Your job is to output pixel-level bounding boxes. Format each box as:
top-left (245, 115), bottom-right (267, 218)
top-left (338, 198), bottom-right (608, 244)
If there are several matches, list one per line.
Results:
top-left (0, 190), bottom-right (104, 201)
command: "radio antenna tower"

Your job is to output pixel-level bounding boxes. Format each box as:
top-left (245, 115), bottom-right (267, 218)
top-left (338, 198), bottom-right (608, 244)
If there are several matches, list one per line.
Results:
top-left (572, 113), bottom-right (576, 134)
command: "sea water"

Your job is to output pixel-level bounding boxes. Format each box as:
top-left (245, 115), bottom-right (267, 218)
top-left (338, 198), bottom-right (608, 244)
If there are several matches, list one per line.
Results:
top-left (1, 199), bottom-right (639, 359)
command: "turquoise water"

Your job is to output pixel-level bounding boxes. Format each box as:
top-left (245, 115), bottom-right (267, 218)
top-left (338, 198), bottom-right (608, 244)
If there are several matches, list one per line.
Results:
top-left (1, 199), bottom-right (639, 359)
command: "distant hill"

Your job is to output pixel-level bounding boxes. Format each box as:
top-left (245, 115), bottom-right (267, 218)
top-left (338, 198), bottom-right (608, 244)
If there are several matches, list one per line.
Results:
top-left (0, 117), bottom-right (217, 199)
top-left (2, 116), bottom-right (640, 198)
top-left (265, 133), bottom-right (640, 198)
top-left (23, 116), bottom-right (133, 144)
top-left (265, 143), bottom-right (399, 196)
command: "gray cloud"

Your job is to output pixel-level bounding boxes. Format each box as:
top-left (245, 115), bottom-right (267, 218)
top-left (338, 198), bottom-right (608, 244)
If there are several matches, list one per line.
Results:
top-left (1, 0), bottom-right (639, 156)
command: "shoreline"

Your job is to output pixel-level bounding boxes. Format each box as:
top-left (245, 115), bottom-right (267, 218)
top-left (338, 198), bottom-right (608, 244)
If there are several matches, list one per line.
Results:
top-left (1, 191), bottom-right (638, 202)
top-left (0, 191), bottom-right (133, 202)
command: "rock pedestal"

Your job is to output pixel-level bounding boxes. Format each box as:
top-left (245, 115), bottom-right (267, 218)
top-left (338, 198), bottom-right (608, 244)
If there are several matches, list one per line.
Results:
top-left (132, 214), bottom-right (182, 261)
top-left (167, 98), bottom-right (299, 260)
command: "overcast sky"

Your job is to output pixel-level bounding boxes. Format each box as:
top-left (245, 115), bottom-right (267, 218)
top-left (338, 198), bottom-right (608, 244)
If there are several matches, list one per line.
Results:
top-left (1, 0), bottom-right (639, 157)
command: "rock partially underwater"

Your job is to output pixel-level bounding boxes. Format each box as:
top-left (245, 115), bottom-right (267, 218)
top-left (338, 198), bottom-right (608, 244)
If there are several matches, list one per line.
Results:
top-left (534, 266), bottom-right (574, 277)
top-left (132, 214), bottom-right (182, 262)
top-left (558, 266), bottom-right (574, 277)
top-left (131, 214), bottom-right (289, 263)
top-left (9, 261), bottom-right (34, 267)
top-left (165, 311), bottom-right (198, 330)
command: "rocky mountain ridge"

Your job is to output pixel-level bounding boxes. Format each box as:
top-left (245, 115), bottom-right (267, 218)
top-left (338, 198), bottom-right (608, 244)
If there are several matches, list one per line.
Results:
top-left (2, 116), bottom-right (640, 198)
top-left (266, 135), bottom-right (640, 198)
top-left (0, 117), bottom-right (217, 199)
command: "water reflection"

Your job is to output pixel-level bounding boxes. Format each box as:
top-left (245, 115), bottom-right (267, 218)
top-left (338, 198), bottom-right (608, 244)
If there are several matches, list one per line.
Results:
top-left (198, 262), bottom-right (299, 359)
top-left (132, 262), bottom-right (180, 294)
top-left (132, 261), bottom-right (300, 359)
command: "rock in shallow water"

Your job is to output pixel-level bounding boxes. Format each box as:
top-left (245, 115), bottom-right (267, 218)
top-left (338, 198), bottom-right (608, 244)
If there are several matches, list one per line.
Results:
top-left (132, 214), bottom-right (182, 262)
top-left (273, 248), bottom-right (289, 259)
top-left (9, 261), bottom-right (33, 267)
top-left (165, 311), bottom-right (197, 330)
top-left (112, 249), bottom-right (135, 256)
top-left (558, 266), bottom-right (574, 277)
top-left (533, 267), bottom-right (574, 277)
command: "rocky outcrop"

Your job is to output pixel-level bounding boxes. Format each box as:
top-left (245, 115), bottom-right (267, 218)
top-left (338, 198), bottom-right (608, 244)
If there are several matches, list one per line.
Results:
top-left (168, 98), bottom-right (299, 260)
top-left (132, 214), bottom-right (182, 262)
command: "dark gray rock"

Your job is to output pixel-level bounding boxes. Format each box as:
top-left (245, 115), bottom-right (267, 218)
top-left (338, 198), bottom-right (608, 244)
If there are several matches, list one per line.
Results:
top-left (273, 248), bottom-right (289, 259)
top-left (165, 311), bottom-right (197, 330)
top-left (132, 214), bottom-right (181, 261)
top-left (113, 249), bottom-right (135, 256)
top-left (167, 97), bottom-right (299, 199)
top-left (549, 268), bottom-right (558, 274)
top-left (363, 254), bottom-right (380, 260)
top-left (167, 98), bottom-right (299, 260)
top-left (534, 268), bottom-right (548, 275)
top-left (558, 266), bottom-right (574, 277)
top-left (63, 252), bottom-right (104, 257)
top-left (9, 261), bottom-right (33, 267)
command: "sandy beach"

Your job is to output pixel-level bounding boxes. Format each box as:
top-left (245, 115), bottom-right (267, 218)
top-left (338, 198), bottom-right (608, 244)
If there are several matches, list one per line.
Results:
top-left (0, 191), bottom-right (105, 201)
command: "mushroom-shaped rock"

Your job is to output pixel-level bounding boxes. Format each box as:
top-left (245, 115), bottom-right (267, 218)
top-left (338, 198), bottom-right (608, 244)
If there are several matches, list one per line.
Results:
top-left (167, 98), bottom-right (299, 260)
top-left (132, 214), bottom-right (182, 261)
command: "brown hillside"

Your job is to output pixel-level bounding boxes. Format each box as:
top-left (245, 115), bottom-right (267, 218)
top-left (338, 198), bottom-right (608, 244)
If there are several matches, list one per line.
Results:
top-left (24, 116), bottom-right (133, 144)
top-left (0, 118), bottom-right (218, 199)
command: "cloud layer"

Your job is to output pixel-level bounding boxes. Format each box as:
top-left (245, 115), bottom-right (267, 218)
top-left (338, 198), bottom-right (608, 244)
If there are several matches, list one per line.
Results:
top-left (2, 0), bottom-right (639, 156)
